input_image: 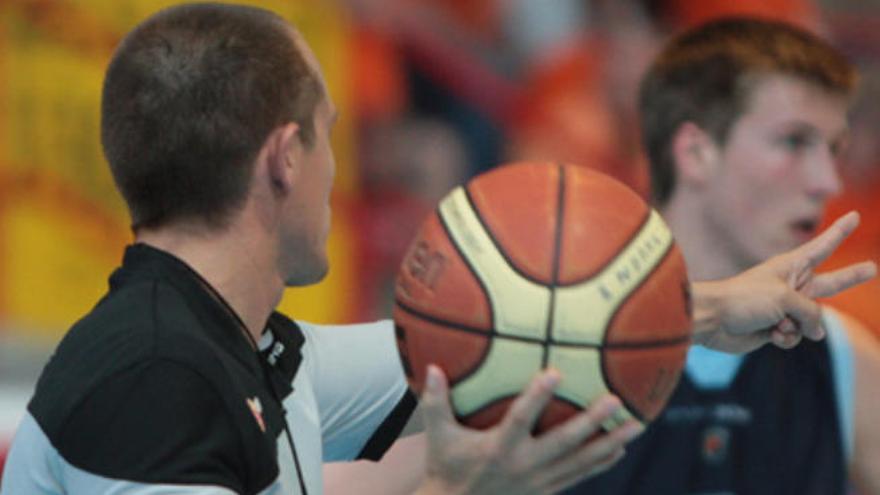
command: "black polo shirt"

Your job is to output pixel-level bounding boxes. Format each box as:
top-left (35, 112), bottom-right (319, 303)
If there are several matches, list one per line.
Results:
top-left (1, 244), bottom-right (415, 494)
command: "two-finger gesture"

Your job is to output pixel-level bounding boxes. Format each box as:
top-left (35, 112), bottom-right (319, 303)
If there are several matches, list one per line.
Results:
top-left (692, 211), bottom-right (876, 353)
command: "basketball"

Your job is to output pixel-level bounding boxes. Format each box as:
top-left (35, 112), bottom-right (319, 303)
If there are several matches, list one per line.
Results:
top-left (393, 162), bottom-right (692, 432)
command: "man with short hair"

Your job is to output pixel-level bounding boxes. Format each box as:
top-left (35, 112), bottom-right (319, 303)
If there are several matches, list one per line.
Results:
top-left (567, 16), bottom-right (880, 495)
top-left (0, 5), bottom-right (874, 495)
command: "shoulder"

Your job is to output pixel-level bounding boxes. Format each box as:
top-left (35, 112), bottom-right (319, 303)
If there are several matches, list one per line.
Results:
top-left (30, 281), bottom-right (242, 457)
top-left (295, 319), bottom-right (395, 349)
top-left (271, 316), bottom-right (398, 388)
top-left (824, 307), bottom-right (880, 374)
top-left (35, 359), bottom-right (250, 492)
top-left (826, 308), bottom-right (880, 483)
top-left (293, 319), bottom-right (398, 377)
top-left (828, 308), bottom-right (880, 352)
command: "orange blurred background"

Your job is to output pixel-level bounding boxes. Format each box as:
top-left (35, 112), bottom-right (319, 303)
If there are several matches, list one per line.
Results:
top-left (1, 0), bottom-right (879, 476)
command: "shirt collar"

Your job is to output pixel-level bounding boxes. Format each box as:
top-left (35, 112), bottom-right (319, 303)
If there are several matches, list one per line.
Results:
top-left (109, 243), bottom-right (275, 374)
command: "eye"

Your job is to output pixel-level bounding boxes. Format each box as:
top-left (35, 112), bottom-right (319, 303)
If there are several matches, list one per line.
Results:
top-left (829, 136), bottom-right (849, 159)
top-left (779, 132), bottom-right (812, 150)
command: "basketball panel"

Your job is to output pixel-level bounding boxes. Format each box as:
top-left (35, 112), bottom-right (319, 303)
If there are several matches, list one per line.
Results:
top-left (558, 165), bottom-right (650, 285)
top-left (439, 188), bottom-right (552, 341)
top-left (461, 397), bottom-right (581, 434)
top-left (395, 212), bottom-right (493, 331)
top-left (393, 307), bottom-right (491, 395)
top-left (551, 210), bottom-right (674, 345)
top-left (605, 245), bottom-right (692, 344)
top-left (466, 162), bottom-right (558, 284)
top-left (451, 338), bottom-right (544, 417)
top-left (602, 342), bottom-right (690, 422)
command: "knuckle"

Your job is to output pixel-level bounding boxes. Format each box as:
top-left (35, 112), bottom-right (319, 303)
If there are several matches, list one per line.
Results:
top-left (507, 408), bottom-right (532, 430)
top-left (482, 437), bottom-right (507, 463)
top-left (552, 428), bottom-right (582, 454)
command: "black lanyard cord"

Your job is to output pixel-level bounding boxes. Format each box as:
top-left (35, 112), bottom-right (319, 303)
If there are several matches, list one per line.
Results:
top-left (257, 354), bottom-right (309, 495)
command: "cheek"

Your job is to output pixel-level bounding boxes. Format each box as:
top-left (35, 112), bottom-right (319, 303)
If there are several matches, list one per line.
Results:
top-left (724, 135), bottom-right (798, 183)
top-left (716, 145), bottom-right (797, 214)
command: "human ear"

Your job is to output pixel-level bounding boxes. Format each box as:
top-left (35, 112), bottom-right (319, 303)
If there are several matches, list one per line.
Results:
top-left (670, 122), bottom-right (720, 187)
top-left (266, 122), bottom-right (301, 193)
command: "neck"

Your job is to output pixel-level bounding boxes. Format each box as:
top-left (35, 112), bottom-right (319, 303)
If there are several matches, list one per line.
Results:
top-left (661, 194), bottom-right (745, 282)
top-left (136, 219), bottom-right (284, 347)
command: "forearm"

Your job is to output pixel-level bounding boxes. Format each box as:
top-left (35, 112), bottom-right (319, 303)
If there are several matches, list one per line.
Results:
top-left (324, 435), bottom-right (426, 495)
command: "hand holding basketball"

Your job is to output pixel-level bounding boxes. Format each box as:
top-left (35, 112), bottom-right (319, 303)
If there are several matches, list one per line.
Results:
top-left (415, 365), bottom-right (643, 495)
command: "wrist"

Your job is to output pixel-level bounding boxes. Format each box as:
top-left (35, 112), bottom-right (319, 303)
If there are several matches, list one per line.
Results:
top-left (689, 280), bottom-right (723, 345)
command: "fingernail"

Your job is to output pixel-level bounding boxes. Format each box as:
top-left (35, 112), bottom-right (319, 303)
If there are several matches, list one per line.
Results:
top-left (604, 397), bottom-right (623, 416)
top-left (596, 397), bottom-right (623, 417)
top-left (543, 369), bottom-right (561, 388)
top-left (425, 365), bottom-right (440, 392)
top-left (623, 422), bottom-right (645, 441)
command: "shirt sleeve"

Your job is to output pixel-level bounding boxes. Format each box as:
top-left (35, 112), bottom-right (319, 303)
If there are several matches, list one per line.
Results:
top-left (52, 359), bottom-right (248, 493)
top-left (297, 320), bottom-right (416, 462)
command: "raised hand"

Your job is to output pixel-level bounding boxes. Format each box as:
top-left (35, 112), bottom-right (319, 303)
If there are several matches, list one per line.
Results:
top-left (691, 211), bottom-right (876, 353)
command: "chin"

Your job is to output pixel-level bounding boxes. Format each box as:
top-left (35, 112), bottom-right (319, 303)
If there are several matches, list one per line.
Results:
top-left (285, 257), bottom-right (329, 287)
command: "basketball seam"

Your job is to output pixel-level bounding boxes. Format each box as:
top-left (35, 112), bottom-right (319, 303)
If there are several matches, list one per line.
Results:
top-left (542, 164), bottom-right (565, 368)
top-left (395, 300), bottom-right (690, 349)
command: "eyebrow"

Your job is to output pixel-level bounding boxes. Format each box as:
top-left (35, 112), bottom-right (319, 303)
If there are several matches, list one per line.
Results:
top-left (779, 119), bottom-right (849, 139)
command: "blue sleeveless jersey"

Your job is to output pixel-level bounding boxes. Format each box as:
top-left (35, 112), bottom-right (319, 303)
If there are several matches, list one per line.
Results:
top-left (563, 314), bottom-right (851, 495)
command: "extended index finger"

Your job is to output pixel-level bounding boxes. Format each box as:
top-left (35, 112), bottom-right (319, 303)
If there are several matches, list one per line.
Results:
top-left (789, 211), bottom-right (860, 270)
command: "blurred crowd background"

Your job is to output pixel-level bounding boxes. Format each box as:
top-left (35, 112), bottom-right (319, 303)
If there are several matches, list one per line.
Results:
top-left (2, 0), bottom-right (880, 478)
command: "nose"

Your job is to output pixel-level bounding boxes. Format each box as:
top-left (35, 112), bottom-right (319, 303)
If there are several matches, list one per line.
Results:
top-left (804, 144), bottom-right (843, 200)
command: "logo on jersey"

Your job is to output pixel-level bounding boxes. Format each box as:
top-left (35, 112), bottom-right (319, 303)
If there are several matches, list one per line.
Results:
top-left (701, 426), bottom-right (730, 464)
top-left (267, 341), bottom-right (286, 366)
top-left (247, 397), bottom-right (266, 432)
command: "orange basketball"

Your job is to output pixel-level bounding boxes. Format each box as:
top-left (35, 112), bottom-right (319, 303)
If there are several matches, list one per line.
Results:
top-left (393, 162), bottom-right (692, 432)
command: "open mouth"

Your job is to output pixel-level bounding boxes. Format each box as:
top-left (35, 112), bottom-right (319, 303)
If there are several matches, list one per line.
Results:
top-left (791, 218), bottom-right (819, 237)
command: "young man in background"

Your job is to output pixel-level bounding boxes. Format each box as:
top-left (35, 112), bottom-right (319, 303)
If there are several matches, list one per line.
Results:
top-left (567, 16), bottom-right (880, 495)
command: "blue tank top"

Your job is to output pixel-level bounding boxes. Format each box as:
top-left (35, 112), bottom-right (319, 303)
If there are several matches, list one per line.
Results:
top-left (562, 311), bottom-right (852, 495)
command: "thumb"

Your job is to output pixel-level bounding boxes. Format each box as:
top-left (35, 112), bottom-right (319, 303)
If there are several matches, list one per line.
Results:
top-left (420, 365), bottom-right (458, 436)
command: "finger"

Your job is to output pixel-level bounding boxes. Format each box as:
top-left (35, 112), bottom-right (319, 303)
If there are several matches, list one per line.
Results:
top-left (770, 328), bottom-right (803, 349)
top-left (778, 289), bottom-right (823, 341)
top-left (497, 369), bottom-right (561, 446)
top-left (544, 447), bottom-right (626, 494)
top-left (532, 395), bottom-right (623, 463)
top-left (777, 317), bottom-right (796, 334)
top-left (788, 211), bottom-right (860, 270)
top-left (420, 365), bottom-right (459, 440)
top-left (542, 419), bottom-right (643, 490)
top-left (803, 261), bottom-right (877, 298)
